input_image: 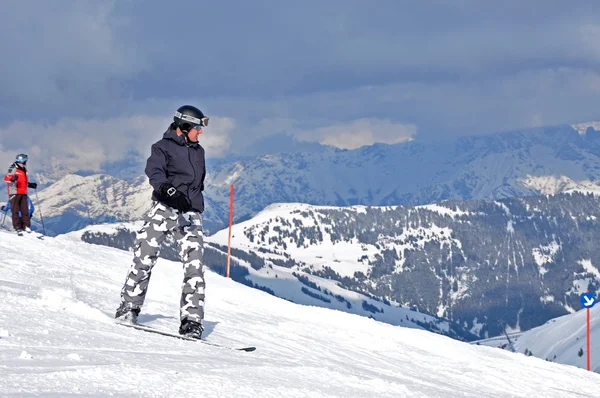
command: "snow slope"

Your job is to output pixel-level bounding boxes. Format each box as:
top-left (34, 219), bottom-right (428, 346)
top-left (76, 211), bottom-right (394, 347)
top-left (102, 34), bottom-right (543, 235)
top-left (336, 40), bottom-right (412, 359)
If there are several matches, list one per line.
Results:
top-left (514, 305), bottom-right (600, 372)
top-left (1, 230), bottom-right (599, 397)
top-left (473, 306), bottom-right (600, 372)
top-left (514, 307), bottom-right (600, 369)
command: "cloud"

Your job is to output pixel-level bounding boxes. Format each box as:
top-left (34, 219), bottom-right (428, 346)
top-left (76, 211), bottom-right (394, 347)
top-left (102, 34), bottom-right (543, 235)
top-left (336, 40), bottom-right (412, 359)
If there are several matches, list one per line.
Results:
top-left (0, 116), bottom-right (164, 172)
top-left (3, 0), bottom-right (600, 169)
top-left (206, 64), bottom-right (600, 148)
top-left (0, 1), bottom-right (143, 121)
top-left (5, 1), bottom-right (600, 110)
top-left (0, 114), bottom-right (234, 173)
top-left (296, 118), bottom-right (416, 149)
top-left (200, 117), bottom-right (235, 157)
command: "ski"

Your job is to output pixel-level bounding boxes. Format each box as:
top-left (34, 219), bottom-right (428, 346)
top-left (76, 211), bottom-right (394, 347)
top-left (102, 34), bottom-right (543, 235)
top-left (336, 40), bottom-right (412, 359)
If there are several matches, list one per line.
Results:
top-left (23, 230), bottom-right (44, 239)
top-left (117, 321), bottom-right (256, 352)
top-left (30, 232), bottom-right (44, 240)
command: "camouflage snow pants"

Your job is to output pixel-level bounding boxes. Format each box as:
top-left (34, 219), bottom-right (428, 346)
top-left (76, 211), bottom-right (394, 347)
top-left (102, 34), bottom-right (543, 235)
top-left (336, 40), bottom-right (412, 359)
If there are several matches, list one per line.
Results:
top-left (120, 201), bottom-right (205, 323)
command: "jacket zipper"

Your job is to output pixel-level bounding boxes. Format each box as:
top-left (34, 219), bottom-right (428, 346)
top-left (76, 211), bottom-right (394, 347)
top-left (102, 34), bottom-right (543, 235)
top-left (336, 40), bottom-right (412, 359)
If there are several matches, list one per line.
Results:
top-left (187, 146), bottom-right (196, 199)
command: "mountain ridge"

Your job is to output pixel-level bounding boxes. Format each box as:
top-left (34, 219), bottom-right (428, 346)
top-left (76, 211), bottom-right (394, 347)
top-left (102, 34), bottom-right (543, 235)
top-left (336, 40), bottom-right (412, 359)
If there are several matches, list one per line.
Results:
top-left (26, 123), bottom-right (600, 235)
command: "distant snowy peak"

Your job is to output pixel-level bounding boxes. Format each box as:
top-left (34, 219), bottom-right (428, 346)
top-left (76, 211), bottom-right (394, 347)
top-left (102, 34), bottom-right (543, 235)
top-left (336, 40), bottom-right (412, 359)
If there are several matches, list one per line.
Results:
top-left (38, 173), bottom-right (151, 217)
top-left (32, 121), bottom-right (600, 235)
top-left (31, 158), bottom-right (75, 185)
top-left (32, 173), bottom-right (153, 234)
top-left (203, 123), bottom-right (600, 227)
top-left (571, 121), bottom-right (600, 135)
top-left (520, 175), bottom-right (600, 195)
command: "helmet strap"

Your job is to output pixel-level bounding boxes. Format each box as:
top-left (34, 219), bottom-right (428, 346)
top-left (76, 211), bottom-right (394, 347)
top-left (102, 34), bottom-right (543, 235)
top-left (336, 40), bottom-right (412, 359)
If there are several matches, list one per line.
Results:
top-left (180, 126), bottom-right (191, 145)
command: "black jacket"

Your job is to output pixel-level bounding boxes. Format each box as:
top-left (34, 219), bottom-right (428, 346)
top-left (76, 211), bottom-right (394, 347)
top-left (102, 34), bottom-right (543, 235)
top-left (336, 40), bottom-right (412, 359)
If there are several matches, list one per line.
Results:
top-left (145, 128), bottom-right (206, 213)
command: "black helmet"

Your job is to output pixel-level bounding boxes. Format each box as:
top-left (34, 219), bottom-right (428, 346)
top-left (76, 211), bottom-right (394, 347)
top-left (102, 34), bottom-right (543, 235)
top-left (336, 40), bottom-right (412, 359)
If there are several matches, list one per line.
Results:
top-left (15, 153), bottom-right (28, 163)
top-left (173, 105), bottom-right (209, 131)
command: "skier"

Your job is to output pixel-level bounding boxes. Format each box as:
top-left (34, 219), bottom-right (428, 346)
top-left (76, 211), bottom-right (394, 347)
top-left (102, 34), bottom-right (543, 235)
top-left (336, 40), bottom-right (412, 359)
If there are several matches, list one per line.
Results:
top-left (3, 154), bottom-right (38, 235)
top-left (0, 196), bottom-right (34, 227)
top-left (115, 105), bottom-right (209, 339)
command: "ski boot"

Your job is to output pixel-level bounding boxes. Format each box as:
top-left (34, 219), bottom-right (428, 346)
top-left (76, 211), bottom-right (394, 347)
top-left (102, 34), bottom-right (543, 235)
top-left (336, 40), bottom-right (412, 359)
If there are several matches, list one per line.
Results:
top-left (115, 302), bottom-right (140, 324)
top-left (179, 319), bottom-right (203, 339)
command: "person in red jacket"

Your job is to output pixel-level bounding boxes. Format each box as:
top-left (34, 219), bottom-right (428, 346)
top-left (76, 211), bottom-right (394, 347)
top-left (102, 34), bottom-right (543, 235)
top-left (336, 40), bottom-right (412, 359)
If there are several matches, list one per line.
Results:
top-left (3, 154), bottom-right (37, 234)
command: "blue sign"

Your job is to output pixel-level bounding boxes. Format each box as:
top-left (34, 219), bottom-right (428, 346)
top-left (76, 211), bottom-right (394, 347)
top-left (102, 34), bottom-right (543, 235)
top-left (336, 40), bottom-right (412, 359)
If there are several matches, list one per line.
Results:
top-left (580, 292), bottom-right (597, 309)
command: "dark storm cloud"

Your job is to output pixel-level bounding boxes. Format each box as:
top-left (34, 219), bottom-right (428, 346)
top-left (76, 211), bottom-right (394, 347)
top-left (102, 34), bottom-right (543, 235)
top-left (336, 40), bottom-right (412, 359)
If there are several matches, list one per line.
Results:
top-left (2, 0), bottom-right (600, 169)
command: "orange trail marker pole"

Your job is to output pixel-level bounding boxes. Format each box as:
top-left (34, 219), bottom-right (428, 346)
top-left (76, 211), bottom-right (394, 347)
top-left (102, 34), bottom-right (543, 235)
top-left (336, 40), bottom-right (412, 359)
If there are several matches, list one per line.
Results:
top-left (587, 306), bottom-right (591, 371)
top-left (226, 184), bottom-right (234, 278)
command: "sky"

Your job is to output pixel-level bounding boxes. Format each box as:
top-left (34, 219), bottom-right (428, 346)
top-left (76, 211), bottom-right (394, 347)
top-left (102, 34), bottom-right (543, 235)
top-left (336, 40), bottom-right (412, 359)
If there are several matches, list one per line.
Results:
top-left (1, 228), bottom-right (600, 396)
top-left (2, 0), bottom-right (600, 171)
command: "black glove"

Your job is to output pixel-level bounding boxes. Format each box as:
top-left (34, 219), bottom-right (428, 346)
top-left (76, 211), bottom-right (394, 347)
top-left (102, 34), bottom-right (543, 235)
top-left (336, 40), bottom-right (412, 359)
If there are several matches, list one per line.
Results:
top-left (28, 182), bottom-right (37, 189)
top-left (159, 183), bottom-right (192, 212)
top-left (10, 175), bottom-right (17, 182)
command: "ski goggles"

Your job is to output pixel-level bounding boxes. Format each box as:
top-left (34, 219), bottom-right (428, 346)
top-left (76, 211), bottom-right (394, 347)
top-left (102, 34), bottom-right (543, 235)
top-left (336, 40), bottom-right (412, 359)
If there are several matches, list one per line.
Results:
top-left (190, 119), bottom-right (209, 130)
top-left (175, 111), bottom-right (209, 128)
top-left (195, 117), bottom-right (209, 128)
top-left (181, 119), bottom-right (209, 133)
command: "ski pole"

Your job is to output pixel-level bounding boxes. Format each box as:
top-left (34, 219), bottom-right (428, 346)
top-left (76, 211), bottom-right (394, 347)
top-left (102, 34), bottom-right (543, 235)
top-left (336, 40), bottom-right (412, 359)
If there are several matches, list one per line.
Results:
top-left (0, 207), bottom-right (6, 227)
top-left (33, 188), bottom-right (46, 235)
top-left (2, 183), bottom-right (7, 228)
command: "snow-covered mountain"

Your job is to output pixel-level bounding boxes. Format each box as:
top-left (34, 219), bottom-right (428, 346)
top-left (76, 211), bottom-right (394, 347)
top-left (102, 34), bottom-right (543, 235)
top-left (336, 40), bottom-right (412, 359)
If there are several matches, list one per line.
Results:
top-left (26, 123), bottom-right (600, 236)
top-left (519, 175), bottom-right (600, 195)
top-left (207, 193), bottom-right (600, 339)
top-left (65, 221), bottom-right (473, 341)
top-left (28, 174), bottom-right (153, 234)
top-left (473, 306), bottom-right (600, 372)
top-left (203, 124), bottom-right (600, 230)
top-left (514, 307), bottom-right (599, 370)
top-left (1, 230), bottom-right (600, 396)
top-left (69, 191), bottom-right (600, 342)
